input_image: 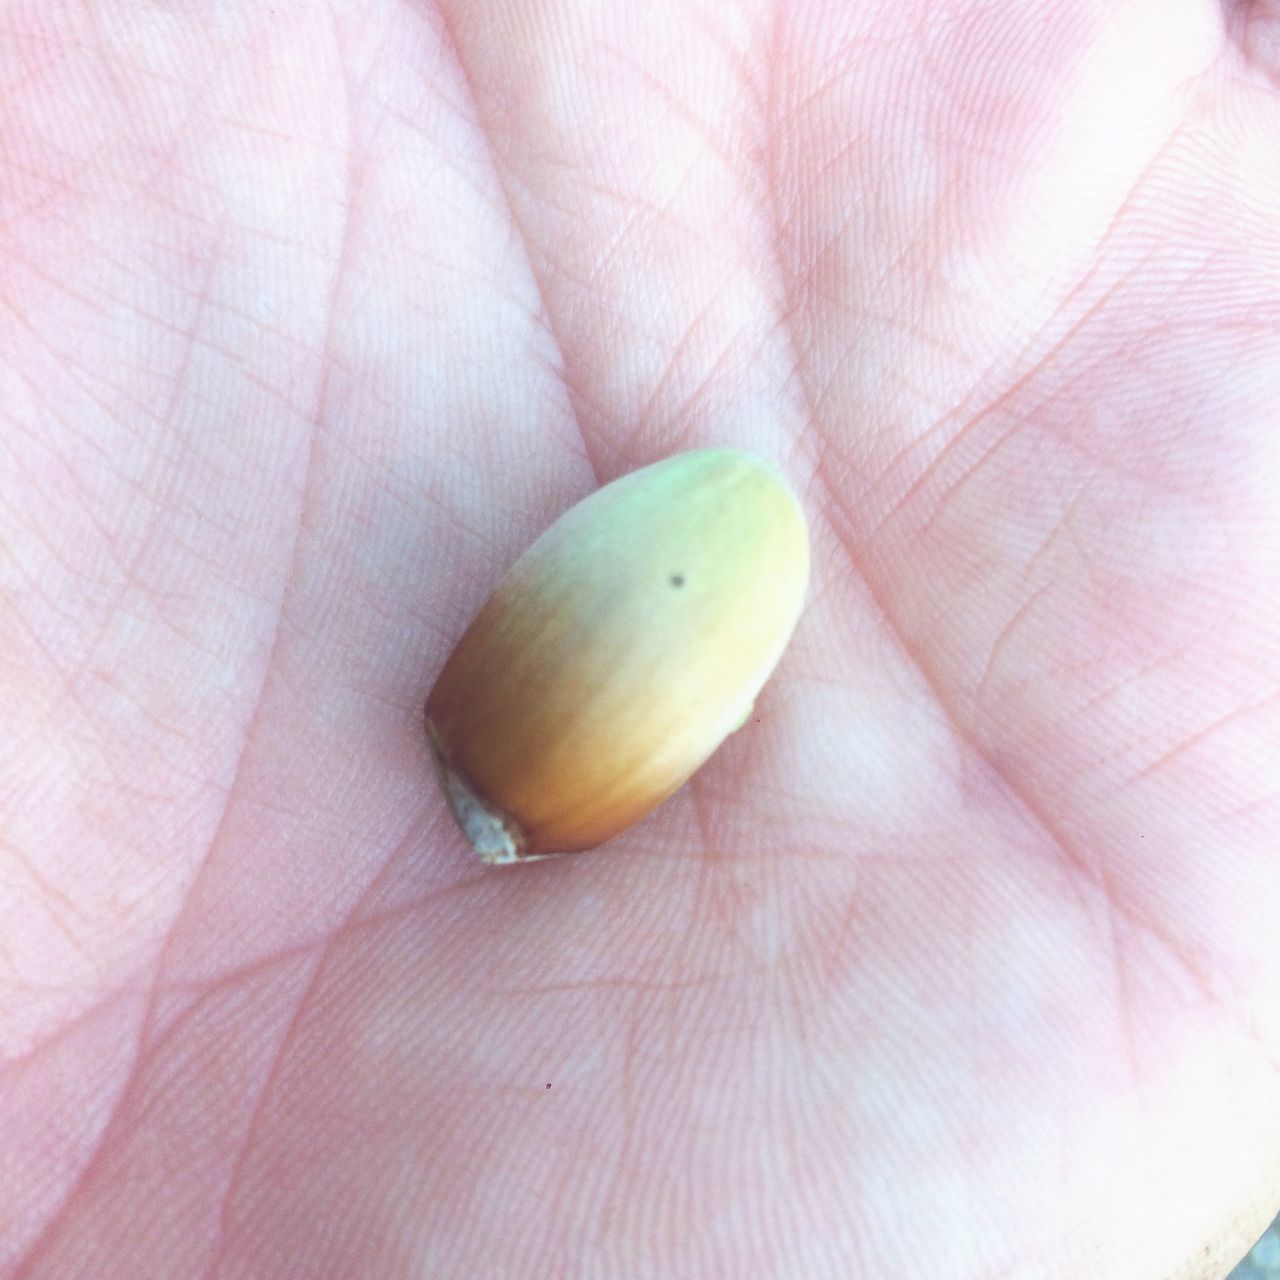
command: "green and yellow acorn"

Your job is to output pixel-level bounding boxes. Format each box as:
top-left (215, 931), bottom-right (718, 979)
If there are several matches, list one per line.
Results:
top-left (425, 447), bottom-right (809, 864)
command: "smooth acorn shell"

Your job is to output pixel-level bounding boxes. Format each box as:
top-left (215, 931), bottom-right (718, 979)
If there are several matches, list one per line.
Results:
top-left (425, 447), bottom-right (809, 863)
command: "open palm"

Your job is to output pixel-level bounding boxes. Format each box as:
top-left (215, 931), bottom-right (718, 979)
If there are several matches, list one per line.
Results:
top-left (3, 3), bottom-right (1278, 1278)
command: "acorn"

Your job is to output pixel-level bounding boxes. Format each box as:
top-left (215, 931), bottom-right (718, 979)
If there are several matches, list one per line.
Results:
top-left (425, 447), bottom-right (809, 864)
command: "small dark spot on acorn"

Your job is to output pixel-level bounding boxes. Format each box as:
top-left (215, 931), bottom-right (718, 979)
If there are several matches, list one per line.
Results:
top-left (670, 574), bottom-right (685, 588)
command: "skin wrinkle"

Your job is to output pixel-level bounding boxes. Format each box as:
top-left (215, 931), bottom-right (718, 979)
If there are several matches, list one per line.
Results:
top-left (0, 598), bottom-right (189, 834)
top-left (15, 230), bottom-right (285, 720)
top-left (8, 488), bottom-right (222, 687)
top-left (816, 465), bottom-right (1249, 1054)
top-left (586, 839), bottom-right (747, 1249)
top-left (140, 866), bottom-right (472, 1018)
top-left (576, 178), bottom-right (715, 310)
top-left (319, 426), bottom-right (508, 558)
top-left (1072, 635), bottom-right (1205, 717)
top-left (0, 293), bottom-right (155, 464)
top-left (179, 0), bottom-right (553, 1241)
top-left (806, 306), bottom-right (970, 421)
top-left (621, 294), bottom-right (739, 461)
top-left (7, 16), bottom-right (343, 1277)
top-left (2, 1012), bottom-right (137, 1272)
top-left (202, 896), bottom-right (351, 1279)
top-left (427, 1), bottom-right (603, 489)
top-left (3, 420), bottom-right (155, 609)
top-left (798, 126), bottom-right (877, 208)
top-left (885, 258), bottom-right (1153, 544)
top-left (782, 36), bottom-right (897, 126)
top-left (75, 234), bottom-right (311, 362)
top-left (1, 983), bottom-right (138, 1080)
top-left (1124, 687), bottom-right (1280, 785)
top-left (139, 929), bottom-right (330, 1082)
top-left (603, 43), bottom-right (744, 174)
top-left (972, 583), bottom-right (1052, 706)
top-left (1215, 788), bottom-right (1280, 826)
top-left (664, 322), bottom-right (762, 438)
top-left (0, 835), bottom-right (94, 945)
top-left (589, 985), bottom-right (643, 1257)
top-left (763, 0), bottom-right (1275, 1111)
top-left (1025, 359), bottom-right (1246, 494)
top-left (0, 173), bottom-right (86, 237)
top-left (862, 147), bottom-right (1195, 515)
top-left (1099, 855), bottom-right (1147, 1109)
top-left (9, 954), bottom-right (163, 1280)
top-left (490, 971), bottom-right (741, 997)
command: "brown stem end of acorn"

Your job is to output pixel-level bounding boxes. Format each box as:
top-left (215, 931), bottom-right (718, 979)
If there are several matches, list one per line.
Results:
top-left (427, 721), bottom-right (530, 865)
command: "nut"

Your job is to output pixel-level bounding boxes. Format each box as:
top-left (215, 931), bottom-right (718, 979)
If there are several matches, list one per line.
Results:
top-left (425, 447), bottom-right (809, 864)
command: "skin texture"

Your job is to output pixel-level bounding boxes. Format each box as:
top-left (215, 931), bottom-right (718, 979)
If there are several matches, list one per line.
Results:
top-left (0, 2), bottom-right (1278, 1277)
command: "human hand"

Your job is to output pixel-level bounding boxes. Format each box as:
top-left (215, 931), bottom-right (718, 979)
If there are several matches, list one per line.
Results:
top-left (3, 3), bottom-right (1278, 1277)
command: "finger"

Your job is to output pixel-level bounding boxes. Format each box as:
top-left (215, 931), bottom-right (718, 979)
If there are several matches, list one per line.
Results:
top-left (432, 0), bottom-right (804, 473)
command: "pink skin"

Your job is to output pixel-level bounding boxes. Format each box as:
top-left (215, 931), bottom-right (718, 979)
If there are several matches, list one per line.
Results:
top-left (1, 2), bottom-right (1278, 1277)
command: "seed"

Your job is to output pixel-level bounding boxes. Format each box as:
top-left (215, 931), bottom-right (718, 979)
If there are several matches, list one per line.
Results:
top-left (425, 447), bottom-right (809, 864)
